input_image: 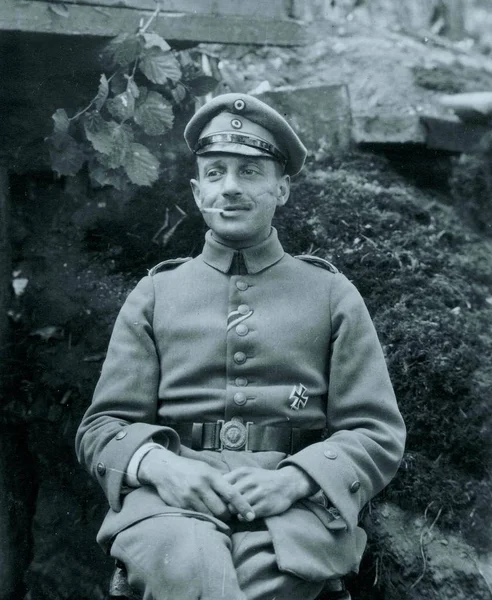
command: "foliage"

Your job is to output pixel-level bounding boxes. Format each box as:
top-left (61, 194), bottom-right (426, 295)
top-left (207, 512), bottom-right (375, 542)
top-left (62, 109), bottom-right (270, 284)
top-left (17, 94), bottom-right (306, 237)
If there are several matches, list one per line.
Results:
top-left (46, 10), bottom-right (217, 190)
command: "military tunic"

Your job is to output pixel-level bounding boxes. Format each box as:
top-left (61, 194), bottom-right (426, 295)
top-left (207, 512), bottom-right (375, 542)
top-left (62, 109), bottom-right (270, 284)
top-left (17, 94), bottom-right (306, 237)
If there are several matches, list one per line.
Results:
top-left (75, 228), bottom-right (405, 583)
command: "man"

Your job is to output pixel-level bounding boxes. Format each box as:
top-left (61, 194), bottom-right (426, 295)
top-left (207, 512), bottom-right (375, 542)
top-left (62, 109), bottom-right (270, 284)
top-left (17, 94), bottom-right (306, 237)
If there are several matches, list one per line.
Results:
top-left (76, 93), bottom-right (406, 600)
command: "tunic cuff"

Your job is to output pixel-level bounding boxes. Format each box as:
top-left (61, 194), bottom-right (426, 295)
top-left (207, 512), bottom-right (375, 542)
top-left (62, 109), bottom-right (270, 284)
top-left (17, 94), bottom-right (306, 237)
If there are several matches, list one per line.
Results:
top-left (125, 442), bottom-right (167, 487)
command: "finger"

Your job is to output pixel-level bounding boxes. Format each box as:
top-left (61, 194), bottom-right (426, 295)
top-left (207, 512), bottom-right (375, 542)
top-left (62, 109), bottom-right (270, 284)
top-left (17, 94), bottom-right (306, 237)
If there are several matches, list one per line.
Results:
top-left (199, 490), bottom-right (229, 518)
top-left (213, 478), bottom-right (255, 521)
top-left (188, 495), bottom-right (214, 516)
top-left (223, 467), bottom-right (252, 485)
top-left (229, 477), bottom-right (257, 495)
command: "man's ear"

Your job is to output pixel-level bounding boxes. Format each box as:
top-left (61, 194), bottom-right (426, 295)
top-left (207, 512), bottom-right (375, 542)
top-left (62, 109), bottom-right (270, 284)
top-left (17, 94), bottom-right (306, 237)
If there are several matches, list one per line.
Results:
top-left (276, 174), bottom-right (290, 207)
top-left (190, 178), bottom-right (202, 209)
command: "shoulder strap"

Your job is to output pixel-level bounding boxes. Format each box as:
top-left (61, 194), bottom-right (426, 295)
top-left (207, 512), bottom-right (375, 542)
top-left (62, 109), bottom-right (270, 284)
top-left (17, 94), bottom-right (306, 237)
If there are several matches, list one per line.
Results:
top-left (148, 257), bottom-right (192, 276)
top-left (294, 254), bottom-right (339, 274)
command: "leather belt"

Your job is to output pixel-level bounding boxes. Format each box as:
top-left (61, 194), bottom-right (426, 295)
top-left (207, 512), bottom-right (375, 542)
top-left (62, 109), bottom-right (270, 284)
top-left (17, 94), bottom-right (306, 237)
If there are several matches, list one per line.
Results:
top-left (171, 419), bottom-right (323, 454)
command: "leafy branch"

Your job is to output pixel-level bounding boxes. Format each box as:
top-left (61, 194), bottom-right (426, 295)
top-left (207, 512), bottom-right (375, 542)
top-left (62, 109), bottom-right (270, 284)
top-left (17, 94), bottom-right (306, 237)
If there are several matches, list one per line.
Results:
top-left (46, 9), bottom-right (218, 189)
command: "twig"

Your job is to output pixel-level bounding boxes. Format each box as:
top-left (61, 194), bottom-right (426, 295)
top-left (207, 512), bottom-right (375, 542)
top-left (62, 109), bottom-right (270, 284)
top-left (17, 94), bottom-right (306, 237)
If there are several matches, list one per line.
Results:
top-left (139, 2), bottom-right (161, 34)
top-left (373, 556), bottom-right (379, 587)
top-left (69, 72), bottom-right (117, 122)
top-left (474, 560), bottom-right (492, 596)
top-left (410, 506), bottom-right (443, 590)
top-left (360, 233), bottom-right (378, 248)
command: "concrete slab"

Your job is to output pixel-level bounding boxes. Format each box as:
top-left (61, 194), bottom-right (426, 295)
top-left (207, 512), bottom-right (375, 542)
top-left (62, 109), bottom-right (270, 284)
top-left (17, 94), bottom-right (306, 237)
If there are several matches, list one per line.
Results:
top-left (258, 84), bottom-right (353, 155)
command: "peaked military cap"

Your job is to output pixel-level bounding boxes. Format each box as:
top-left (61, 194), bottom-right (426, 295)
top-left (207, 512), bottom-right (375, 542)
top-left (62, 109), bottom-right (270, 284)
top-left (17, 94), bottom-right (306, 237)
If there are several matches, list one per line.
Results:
top-left (184, 93), bottom-right (307, 176)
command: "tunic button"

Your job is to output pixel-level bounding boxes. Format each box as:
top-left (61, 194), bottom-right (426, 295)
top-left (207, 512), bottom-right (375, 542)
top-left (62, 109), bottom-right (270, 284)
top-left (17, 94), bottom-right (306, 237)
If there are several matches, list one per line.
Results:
top-left (236, 324), bottom-right (249, 336)
top-left (97, 462), bottom-right (106, 476)
top-left (234, 351), bottom-right (247, 364)
top-left (233, 392), bottom-right (247, 405)
top-left (115, 430), bottom-right (127, 440)
top-left (324, 449), bottom-right (337, 460)
top-left (237, 304), bottom-right (250, 315)
top-left (236, 281), bottom-right (248, 291)
top-left (235, 377), bottom-right (248, 386)
top-left (349, 481), bottom-right (361, 493)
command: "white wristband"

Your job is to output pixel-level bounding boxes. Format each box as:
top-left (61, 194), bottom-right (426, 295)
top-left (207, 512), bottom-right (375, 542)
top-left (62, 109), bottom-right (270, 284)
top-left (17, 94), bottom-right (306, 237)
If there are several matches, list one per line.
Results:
top-left (125, 442), bottom-right (164, 487)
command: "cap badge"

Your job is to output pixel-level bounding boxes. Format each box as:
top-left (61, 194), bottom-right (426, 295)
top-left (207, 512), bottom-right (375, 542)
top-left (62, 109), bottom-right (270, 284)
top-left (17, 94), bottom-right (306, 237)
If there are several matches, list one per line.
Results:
top-left (289, 384), bottom-right (309, 410)
top-left (233, 99), bottom-right (246, 112)
top-left (231, 118), bottom-right (242, 130)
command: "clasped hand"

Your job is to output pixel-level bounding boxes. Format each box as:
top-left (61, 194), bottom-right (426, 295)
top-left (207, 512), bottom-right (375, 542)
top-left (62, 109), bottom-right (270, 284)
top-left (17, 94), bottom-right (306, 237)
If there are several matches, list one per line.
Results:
top-left (138, 449), bottom-right (316, 522)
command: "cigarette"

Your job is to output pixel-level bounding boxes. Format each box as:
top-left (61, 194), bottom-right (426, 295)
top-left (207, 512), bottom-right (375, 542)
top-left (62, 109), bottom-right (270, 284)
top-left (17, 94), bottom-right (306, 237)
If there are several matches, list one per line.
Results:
top-left (201, 208), bottom-right (225, 214)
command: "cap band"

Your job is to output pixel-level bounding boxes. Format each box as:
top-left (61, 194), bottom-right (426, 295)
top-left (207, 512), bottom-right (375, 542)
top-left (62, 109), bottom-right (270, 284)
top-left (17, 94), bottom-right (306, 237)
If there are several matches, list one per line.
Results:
top-left (195, 133), bottom-right (287, 165)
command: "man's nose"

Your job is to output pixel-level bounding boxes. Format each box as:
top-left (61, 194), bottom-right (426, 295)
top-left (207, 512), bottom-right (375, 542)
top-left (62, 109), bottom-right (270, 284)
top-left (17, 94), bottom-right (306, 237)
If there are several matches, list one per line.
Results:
top-left (221, 171), bottom-right (241, 197)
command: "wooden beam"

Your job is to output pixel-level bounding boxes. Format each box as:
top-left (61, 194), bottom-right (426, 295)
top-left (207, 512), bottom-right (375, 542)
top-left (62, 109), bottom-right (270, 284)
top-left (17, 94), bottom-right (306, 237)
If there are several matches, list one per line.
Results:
top-left (259, 85), bottom-right (353, 153)
top-left (32, 0), bottom-right (289, 20)
top-left (1, 0), bottom-right (306, 46)
top-left (421, 116), bottom-right (491, 153)
top-left (352, 114), bottom-right (426, 145)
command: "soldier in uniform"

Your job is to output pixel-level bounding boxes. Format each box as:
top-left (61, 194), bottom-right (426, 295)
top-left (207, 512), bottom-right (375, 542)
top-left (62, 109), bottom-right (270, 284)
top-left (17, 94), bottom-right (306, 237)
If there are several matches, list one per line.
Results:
top-left (76, 93), bottom-right (406, 600)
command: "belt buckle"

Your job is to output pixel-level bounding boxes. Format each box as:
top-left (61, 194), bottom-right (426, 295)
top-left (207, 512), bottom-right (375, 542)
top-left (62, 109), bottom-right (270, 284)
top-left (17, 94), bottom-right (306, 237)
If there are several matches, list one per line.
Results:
top-left (219, 418), bottom-right (250, 450)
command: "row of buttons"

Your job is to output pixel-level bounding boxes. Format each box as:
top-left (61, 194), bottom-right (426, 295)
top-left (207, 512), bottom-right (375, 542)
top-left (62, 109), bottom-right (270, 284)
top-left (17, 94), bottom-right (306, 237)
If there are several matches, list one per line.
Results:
top-left (323, 445), bottom-right (361, 493)
top-left (96, 429), bottom-right (129, 476)
top-left (231, 285), bottom-right (251, 408)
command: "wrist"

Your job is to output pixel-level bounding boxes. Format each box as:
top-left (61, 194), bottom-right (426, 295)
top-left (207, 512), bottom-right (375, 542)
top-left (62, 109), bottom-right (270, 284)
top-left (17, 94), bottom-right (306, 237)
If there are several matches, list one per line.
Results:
top-left (137, 446), bottom-right (168, 485)
top-left (280, 465), bottom-right (318, 502)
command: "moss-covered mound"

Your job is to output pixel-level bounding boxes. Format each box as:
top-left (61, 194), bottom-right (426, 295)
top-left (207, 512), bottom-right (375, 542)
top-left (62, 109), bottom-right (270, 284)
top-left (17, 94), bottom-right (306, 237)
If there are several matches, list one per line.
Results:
top-left (274, 152), bottom-right (492, 552)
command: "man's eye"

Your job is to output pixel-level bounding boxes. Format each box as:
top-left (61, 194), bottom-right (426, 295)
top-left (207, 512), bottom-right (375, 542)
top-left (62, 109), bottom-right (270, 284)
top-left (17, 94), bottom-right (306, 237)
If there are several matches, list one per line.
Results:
top-left (242, 167), bottom-right (259, 176)
top-left (206, 169), bottom-right (222, 178)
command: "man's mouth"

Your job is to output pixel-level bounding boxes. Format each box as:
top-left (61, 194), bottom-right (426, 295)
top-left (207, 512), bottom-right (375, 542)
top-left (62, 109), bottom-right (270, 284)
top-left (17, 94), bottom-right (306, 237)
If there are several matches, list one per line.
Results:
top-left (223, 204), bottom-right (251, 212)
top-left (201, 205), bottom-right (252, 217)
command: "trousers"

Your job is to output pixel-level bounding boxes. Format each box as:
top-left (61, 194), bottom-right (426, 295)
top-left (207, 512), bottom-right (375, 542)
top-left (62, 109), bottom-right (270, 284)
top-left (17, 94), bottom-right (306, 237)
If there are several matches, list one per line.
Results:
top-left (110, 514), bottom-right (326, 600)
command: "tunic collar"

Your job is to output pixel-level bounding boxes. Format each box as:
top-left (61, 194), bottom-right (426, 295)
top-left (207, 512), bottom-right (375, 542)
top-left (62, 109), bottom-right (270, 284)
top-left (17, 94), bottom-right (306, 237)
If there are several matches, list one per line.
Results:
top-left (201, 228), bottom-right (285, 274)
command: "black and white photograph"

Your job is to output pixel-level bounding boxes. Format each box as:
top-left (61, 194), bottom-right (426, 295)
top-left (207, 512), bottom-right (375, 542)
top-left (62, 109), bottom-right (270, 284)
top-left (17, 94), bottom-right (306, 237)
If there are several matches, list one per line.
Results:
top-left (0, 1), bottom-right (491, 599)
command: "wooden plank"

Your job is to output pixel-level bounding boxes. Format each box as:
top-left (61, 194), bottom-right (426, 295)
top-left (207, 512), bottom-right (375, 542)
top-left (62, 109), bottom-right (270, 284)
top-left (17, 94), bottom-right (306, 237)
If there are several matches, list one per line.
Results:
top-left (352, 114), bottom-right (426, 144)
top-left (1, 0), bottom-right (305, 45)
top-left (421, 116), bottom-right (491, 153)
top-left (258, 85), bottom-right (353, 153)
top-left (30, 0), bottom-right (289, 20)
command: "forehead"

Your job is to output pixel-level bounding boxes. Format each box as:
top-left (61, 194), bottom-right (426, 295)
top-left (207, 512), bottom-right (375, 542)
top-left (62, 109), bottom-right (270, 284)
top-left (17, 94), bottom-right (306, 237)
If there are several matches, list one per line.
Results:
top-left (196, 153), bottom-right (279, 172)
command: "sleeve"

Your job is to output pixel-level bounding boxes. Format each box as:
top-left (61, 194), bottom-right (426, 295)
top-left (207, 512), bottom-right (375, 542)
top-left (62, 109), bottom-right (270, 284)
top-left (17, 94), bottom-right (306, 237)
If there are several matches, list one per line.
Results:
top-left (278, 273), bottom-right (406, 530)
top-left (75, 275), bottom-right (180, 512)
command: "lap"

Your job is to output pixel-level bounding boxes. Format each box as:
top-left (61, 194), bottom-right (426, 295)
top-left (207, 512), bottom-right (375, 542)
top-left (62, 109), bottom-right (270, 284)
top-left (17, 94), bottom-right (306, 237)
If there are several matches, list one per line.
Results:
top-left (110, 514), bottom-right (324, 600)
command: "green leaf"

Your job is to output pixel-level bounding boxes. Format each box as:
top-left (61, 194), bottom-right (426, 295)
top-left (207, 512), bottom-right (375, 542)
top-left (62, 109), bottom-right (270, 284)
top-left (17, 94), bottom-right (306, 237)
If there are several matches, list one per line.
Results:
top-left (111, 71), bottom-right (127, 95)
top-left (127, 78), bottom-right (140, 99)
top-left (96, 124), bottom-right (134, 169)
top-left (171, 82), bottom-right (188, 104)
top-left (52, 108), bottom-right (70, 134)
top-left (134, 91), bottom-right (174, 135)
top-left (141, 33), bottom-right (170, 52)
top-left (135, 86), bottom-right (149, 106)
top-left (83, 112), bottom-right (116, 154)
top-left (105, 33), bottom-right (142, 66)
top-left (139, 48), bottom-right (182, 84)
top-left (48, 133), bottom-right (86, 176)
top-left (123, 143), bottom-right (160, 186)
top-left (94, 74), bottom-right (109, 110)
top-left (106, 90), bottom-right (135, 122)
top-left (186, 75), bottom-right (219, 97)
top-left (89, 162), bottom-right (128, 190)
